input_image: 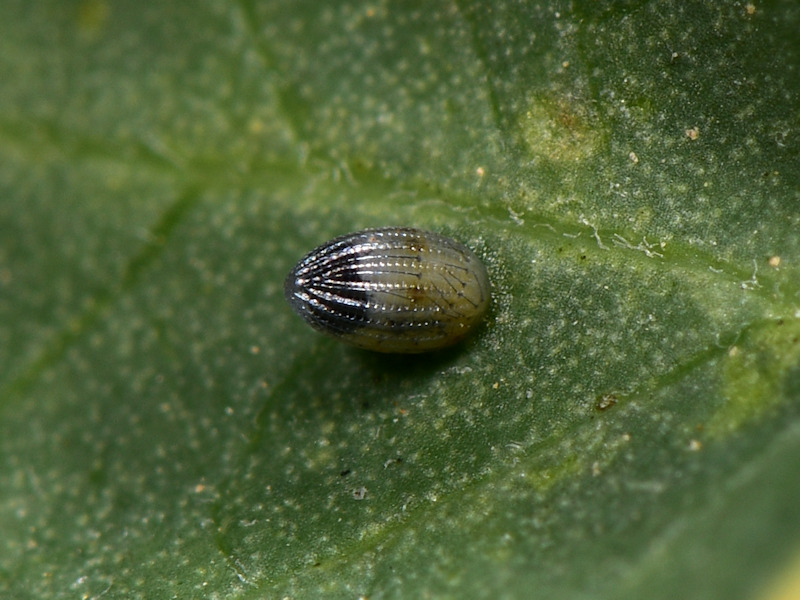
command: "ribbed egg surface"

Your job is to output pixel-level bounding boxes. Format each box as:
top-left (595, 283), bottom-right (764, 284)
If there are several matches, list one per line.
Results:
top-left (284, 228), bottom-right (491, 353)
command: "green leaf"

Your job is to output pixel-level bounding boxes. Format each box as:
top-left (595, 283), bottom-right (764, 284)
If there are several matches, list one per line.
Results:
top-left (2, 1), bottom-right (799, 598)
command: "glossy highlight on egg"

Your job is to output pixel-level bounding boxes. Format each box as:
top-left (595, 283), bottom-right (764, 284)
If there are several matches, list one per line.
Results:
top-left (284, 227), bottom-right (491, 353)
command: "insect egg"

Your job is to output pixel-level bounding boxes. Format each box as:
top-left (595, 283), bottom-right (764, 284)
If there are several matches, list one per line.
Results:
top-left (284, 227), bottom-right (491, 353)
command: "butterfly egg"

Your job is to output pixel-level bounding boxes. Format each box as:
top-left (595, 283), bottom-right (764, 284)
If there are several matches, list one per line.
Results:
top-left (284, 227), bottom-right (491, 353)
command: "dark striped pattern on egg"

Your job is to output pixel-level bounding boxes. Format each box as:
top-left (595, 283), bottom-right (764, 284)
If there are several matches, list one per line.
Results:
top-left (284, 228), bottom-right (490, 353)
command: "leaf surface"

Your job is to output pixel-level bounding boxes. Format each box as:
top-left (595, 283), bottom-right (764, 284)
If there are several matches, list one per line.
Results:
top-left (1, 1), bottom-right (799, 598)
